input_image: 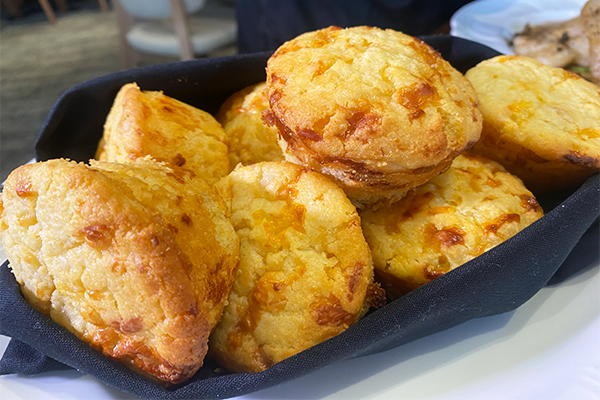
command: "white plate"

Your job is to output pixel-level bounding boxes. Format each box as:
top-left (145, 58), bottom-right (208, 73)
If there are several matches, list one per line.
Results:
top-left (1, 246), bottom-right (599, 399)
top-left (450, 0), bottom-right (588, 55)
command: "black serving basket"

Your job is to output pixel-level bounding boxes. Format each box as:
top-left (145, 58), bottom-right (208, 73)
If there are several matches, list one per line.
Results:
top-left (1, 36), bottom-right (598, 400)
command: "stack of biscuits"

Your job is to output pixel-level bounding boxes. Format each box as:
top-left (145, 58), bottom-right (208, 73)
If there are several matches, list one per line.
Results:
top-left (1, 26), bottom-right (598, 381)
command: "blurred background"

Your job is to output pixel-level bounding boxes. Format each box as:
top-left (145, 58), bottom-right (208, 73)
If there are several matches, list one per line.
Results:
top-left (0, 0), bottom-right (238, 181)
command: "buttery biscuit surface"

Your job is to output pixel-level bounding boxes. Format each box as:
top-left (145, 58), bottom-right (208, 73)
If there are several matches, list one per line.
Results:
top-left (360, 153), bottom-right (544, 299)
top-left (466, 55), bottom-right (600, 194)
top-left (209, 161), bottom-right (378, 373)
top-left (96, 83), bottom-right (230, 184)
top-left (217, 82), bottom-right (284, 168)
top-left (266, 26), bottom-right (482, 206)
top-left (0, 158), bottom-right (239, 383)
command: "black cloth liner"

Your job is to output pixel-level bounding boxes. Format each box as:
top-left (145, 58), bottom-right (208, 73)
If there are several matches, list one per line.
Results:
top-left (1, 35), bottom-right (599, 399)
top-left (234, 0), bottom-right (474, 53)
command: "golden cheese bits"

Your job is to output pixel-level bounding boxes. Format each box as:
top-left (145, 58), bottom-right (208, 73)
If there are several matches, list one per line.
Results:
top-left (209, 161), bottom-right (381, 372)
top-left (360, 153), bottom-right (543, 299)
top-left (466, 55), bottom-right (600, 194)
top-left (96, 83), bottom-right (230, 184)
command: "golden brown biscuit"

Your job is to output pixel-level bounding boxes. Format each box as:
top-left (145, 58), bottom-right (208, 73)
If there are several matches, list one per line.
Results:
top-left (265, 26), bottom-right (482, 206)
top-left (96, 83), bottom-right (230, 184)
top-left (216, 82), bottom-right (285, 168)
top-left (209, 161), bottom-right (381, 373)
top-left (0, 158), bottom-right (239, 383)
top-left (360, 153), bottom-right (544, 300)
top-left (465, 55), bottom-right (600, 194)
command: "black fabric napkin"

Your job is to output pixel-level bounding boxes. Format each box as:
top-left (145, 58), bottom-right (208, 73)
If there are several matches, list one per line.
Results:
top-left (1, 35), bottom-right (599, 399)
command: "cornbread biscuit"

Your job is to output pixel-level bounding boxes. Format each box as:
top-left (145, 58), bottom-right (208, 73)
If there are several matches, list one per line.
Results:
top-left (216, 82), bottom-right (284, 168)
top-left (360, 153), bottom-right (544, 300)
top-left (466, 55), bottom-right (600, 194)
top-left (265, 26), bottom-right (482, 206)
top-left (96, 83), bottom-right (230, 184)
top-left (0, 158), bottom-right (239, 383)
top-left (209, 161), bottom-right (381, 373)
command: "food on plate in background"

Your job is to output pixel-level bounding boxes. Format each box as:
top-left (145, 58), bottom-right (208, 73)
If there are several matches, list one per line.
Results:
top-left (512, 0), bottom-right (600, 85)
top-left (0, 158), bottom-right (239, 383)
top-left (216, 82), bottom-right (285, 169)
top-left (265, 26), bottom-right (482, 207)
top-left (360, 153), bottom-right (544, 300)
top-left (582, 0), bottom-right (600, 84)
top-left (512, 14), bottom-right (588, 69)
top-left (209, 161), bottom-right (385, 373)
top-left (465, 55), bottom-right (600, 194)
top-left (96, 83), bottom-right (230, 184)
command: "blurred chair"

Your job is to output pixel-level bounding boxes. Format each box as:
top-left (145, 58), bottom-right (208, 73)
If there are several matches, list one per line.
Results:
top-left (113, 0), bottom-right (237, 69)
top-left (1, 0), bottom-right (109, 25)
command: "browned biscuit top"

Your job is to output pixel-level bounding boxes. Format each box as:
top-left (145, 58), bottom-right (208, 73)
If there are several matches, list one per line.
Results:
top-left (465, 55), bottom-right (600, 193)
top-left (97, 83), bottom-right (230, 184)
top-left (265, 26), bottom-right (482, 201)
top-left (466, 55), bottom-right (600, 167)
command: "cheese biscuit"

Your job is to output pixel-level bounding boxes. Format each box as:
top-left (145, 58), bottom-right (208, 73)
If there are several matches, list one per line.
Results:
top-left (209, 161), bottom-right (382, 372)
top-left (97, 83), bottom-right (230, 184)
top-left (0, 158), bottom-right (239, 383)
top-left (360, 153), bottom-right (543, 299)
top-left (266, 26), bottom-right (482, 206)
top-left (466, 55), bottom-right (600, 194)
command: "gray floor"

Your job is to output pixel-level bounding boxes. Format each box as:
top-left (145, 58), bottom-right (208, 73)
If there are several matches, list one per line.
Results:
top-left (0, 1), bottom-right (237, 181)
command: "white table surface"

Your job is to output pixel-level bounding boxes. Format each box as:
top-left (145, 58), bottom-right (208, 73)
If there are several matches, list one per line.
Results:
top-left (1, 243), bottom-right (599, 400)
